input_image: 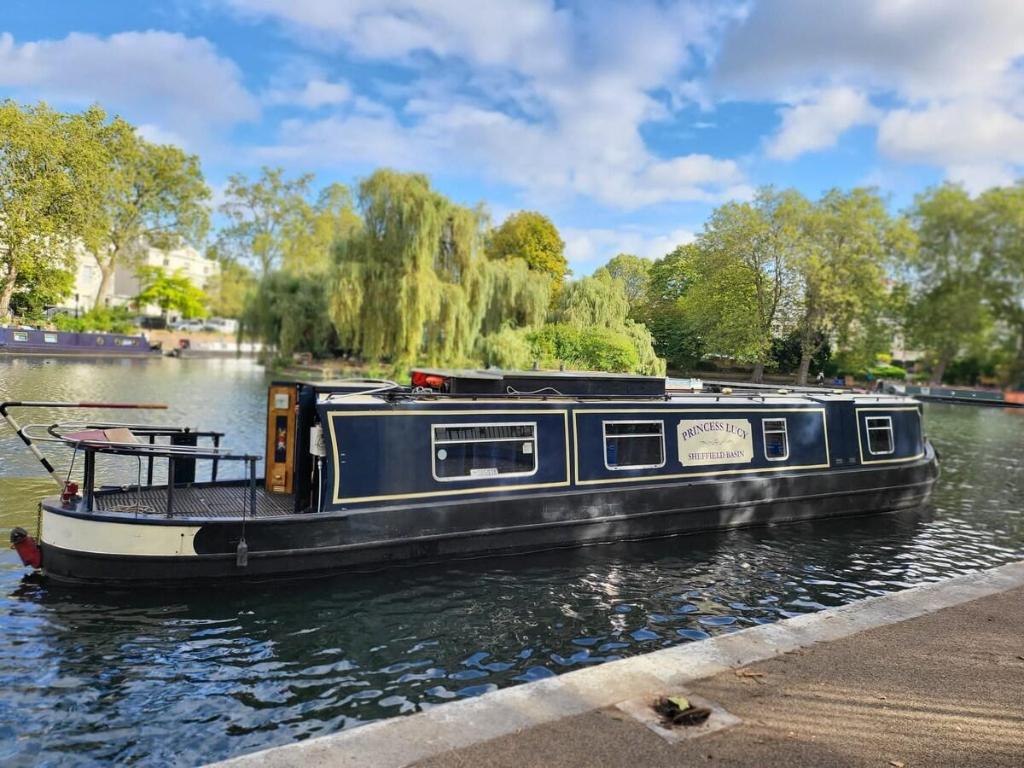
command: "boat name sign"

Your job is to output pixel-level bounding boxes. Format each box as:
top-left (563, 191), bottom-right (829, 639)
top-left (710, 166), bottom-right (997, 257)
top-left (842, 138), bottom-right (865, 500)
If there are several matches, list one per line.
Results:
top-left (677, 419), bottom-right (753, 466)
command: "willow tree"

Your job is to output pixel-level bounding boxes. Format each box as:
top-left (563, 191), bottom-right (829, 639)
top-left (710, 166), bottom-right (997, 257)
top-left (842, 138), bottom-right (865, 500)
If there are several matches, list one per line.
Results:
top-left (331, 170), bottom-right (548, 365)
top-left (552, 268), bottom-right (665, 375)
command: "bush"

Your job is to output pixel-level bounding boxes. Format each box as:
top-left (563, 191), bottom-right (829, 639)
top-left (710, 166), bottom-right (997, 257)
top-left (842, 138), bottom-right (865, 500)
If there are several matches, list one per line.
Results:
top-left (478, 326), bottom-right (535, 370)
top-left (528, 324), bottom-right (639, 373)
top-left (51, 306), bottom-right (136, 334)
top-left (866, 364), bottom-right (907, 380)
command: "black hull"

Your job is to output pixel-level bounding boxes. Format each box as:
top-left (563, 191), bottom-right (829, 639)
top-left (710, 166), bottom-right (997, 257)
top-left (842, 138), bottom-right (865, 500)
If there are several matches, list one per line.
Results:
top-left (40, 451), bottom-right (939, 584)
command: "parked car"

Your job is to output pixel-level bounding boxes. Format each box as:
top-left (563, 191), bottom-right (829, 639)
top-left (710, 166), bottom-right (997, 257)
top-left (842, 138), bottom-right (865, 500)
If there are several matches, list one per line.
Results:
top-left (170, 318), bottom-right (206, 332)
top-left (202, 317), bottom-right (239, 334)
top-left (138, 315), bottom-right (168, 330)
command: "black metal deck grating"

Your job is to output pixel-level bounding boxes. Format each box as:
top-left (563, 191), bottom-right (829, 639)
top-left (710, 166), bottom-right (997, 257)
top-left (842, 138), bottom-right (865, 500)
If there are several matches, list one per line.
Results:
top-left (93, 485), bottom-right (295, 519)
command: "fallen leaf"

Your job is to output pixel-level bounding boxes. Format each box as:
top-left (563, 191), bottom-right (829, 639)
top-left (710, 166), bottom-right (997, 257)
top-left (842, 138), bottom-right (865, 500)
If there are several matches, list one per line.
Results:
top-left (735, 669), bottom-right (766, 678)
top-left (889, 761), bottom-right (905, 767)
top-left (667, 695), bottom-right (691, 711)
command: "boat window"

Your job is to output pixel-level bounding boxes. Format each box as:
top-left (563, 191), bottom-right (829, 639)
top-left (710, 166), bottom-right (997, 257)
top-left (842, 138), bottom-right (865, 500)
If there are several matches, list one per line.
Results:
top-left (866, 416), bottom-right (894, 455)
top-left (603, 420), bottom-right (665, 470)
top-left (12, 331), bottom-right (28, 342)
top-left (43, 333), bottom-right (58, 343)
top-left (432, 422), bottom-right (537, 481)
top-left (762, 418), bottom-right (789, 461)
top-left (95, 336), bottom-right (106, 345)
top-left (115, 338), bottom-right (136, 346)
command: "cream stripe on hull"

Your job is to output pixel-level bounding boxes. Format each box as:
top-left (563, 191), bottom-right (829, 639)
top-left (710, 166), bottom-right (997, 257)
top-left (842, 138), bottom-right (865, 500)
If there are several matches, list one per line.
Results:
top-left (42, 509), bottom-right (201, 557)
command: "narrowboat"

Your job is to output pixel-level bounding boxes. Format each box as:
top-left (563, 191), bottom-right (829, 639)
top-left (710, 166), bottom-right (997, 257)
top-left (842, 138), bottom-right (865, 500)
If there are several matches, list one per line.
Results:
top-left (5, 369), bottom-right (939, 584)
top-left (0, 327), bottom-right (160, 357)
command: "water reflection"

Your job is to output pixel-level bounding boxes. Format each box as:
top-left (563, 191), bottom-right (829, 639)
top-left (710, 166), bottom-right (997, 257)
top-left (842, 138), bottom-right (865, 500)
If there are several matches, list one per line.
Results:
top-left (0, 361), bottom-right (1022, 766)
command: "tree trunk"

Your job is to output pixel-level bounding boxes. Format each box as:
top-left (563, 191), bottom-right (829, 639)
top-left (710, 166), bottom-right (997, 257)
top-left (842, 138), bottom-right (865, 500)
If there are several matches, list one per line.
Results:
top-left (930, 353), bottom-right (951, 385)
top-left (796, 351), bottom-right (812, 386)
top-left (94, 253), bottom-right (116, 308)
top-left (0, 264), bottom-right (17, 320)
top-left (751, 361), bottom-right (764, 383)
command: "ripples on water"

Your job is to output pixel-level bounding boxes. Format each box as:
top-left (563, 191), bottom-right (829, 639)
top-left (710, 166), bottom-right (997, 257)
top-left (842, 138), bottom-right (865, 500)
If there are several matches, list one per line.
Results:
top-left (0, 360), bottom-right (1022, 766)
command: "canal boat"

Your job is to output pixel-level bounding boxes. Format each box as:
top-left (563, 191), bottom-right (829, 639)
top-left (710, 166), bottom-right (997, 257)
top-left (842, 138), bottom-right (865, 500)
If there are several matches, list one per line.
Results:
top-left (0, 327), bottom-right (160, 357)
top-left (5, 369), bottom-right (939, 584)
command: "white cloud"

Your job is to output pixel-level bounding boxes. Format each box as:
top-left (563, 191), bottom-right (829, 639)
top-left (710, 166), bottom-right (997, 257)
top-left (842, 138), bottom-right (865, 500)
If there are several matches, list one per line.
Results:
top-left (767, 87), bottom-right (877, 160)
top-left (878, 100), bottom-right (1024, 192)
top-left (563, 226), bottom-right (697, 273)
top-left (715, 0), bottom-right (1024, 102)
top-left (264, 78), bottom-right (351, 109)
top-left (0, 31), bottom-right (256, 141)
top-left (227, 0), bottom-right (749, 207)
top-left (714, 1), bottom-right (1024, 183)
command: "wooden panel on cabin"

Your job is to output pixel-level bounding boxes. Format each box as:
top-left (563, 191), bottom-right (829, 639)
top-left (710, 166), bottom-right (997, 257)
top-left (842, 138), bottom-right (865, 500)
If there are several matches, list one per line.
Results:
top-left (266, 385), bottom-right (295, 494)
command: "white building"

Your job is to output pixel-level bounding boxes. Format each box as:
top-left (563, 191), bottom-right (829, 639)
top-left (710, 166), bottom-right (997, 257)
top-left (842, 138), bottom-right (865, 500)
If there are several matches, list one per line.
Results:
top-left (58, 244), bottom-right (219, 318)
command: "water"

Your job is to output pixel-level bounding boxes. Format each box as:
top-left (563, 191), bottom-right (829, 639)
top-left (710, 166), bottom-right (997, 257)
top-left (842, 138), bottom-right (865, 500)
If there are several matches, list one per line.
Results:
top-left (0, 359), bottom-right (1022, 766)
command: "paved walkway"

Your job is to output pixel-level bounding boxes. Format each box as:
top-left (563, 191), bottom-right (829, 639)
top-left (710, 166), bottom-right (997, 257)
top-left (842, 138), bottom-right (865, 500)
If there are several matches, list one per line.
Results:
top-left (416, 585), bottom-right (1024, 768)
top-left (214, 561), bottom-right (1024, 768)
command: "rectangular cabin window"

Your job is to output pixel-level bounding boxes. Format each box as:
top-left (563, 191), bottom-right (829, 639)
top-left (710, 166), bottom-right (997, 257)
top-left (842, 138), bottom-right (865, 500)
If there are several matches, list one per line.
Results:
top-left (115, 338), bottom-right (136, 346)
top-left (12, 331), bottom-right (28, 342)
top-left (43, 333), bottom-right (58, 343)
top-left (432, 422), bottom-right (537, 481)
top-left (603, 420), bottom-right (665, 470)
top-left (762, 418), bottom-right (789, 461)
top-left (866, 416), bottom-right (894, 455)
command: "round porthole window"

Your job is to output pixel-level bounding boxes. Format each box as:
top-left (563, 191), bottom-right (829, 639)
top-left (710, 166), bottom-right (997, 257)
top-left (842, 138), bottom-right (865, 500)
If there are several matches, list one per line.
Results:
top-left (437, 448), bottom-right (448, 460)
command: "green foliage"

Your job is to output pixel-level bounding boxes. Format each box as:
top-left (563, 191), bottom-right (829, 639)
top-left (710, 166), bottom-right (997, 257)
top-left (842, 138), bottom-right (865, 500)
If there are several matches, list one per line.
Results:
top-left (770, 330), bottom-right (833, 376)
top-left (866, 364), bottom-right (907, 380)
top-left (681, 189), bottom-right (807, 378)
top-left (603, 253), bottom-right (650, 314)
top-left (134, 266), bottom-right (207, 318)
top-left (529, 324), bottom-right (639, 373)
top-left (92, 119), bottom-right (210, 306)
top-left (242, 272), bottom-right (336, 359)
top-left (477, 326), bottom-right (536, 370)
top-left (331, 170), bottom-right (548, 365)
top-left (552, 269), bottom-right (665, 375)
top-left (487, 211), bottom-right (568, 302)
top-left (281, 182), bottom-right (362, 276)
top-left (219, 167), bottom-right (315, 276)
top-left (204, 246), bottom-right (256, 319)
top-left (795, 187), bottom-right (906, 383)
top-left (905, 184), bottom-right (995, 383)
top-left (633, 245), bottom-right (704, 371)
top-left (0, 101), bottom-right (109, 319)
top-left (51, 306), bottom-right (136, 334)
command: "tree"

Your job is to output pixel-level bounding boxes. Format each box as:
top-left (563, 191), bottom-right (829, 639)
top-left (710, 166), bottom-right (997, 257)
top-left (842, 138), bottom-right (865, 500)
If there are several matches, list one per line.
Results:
top-left (793, 188), bottom-right (901, 385)
top-left (682, 188), bottom-right (807, 382)
top-left (635, 245), bottom-right (704, 370)
top-left (604, 253), bottom-right (651, 314)
top-left (552, 269), bottom-right (665, 375)
top-left (204, 245), bottom-right (256, 319)
top-left (487, 211), bottom-right (568, 303)
top-left (0, 101), bottom-right (108, 319)
top-left (93, 122), bottom-right (210, 307)
top-left (134, 266), bottom-right (207, 319)
top-left (975, 185), bottom-right (1024, 386)
top-left (218, 167), bottom-right (314, 276)
top-left (281, 182), bottom-right (361, 276)
top-left (242, 272), bottom-right (336, 359)
top-left (330, 170), bottom-right (548, 365)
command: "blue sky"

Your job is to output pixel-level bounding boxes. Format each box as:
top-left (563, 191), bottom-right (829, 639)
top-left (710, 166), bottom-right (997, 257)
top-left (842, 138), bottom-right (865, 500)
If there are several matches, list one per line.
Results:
top-left (2, 1), bottom-right (1022, 273)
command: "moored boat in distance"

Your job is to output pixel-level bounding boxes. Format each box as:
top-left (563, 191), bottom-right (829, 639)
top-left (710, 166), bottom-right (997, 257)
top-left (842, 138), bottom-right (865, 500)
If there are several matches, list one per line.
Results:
top-left (0, 327), bottom-right (160, 357)
top-left (6, 369), bottom-right (939, 584)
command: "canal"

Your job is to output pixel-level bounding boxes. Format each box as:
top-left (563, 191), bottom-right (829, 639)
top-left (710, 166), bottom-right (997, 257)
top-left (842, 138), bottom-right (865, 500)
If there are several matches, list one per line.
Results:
top-left (1, 358), bottom-right (1022, 766)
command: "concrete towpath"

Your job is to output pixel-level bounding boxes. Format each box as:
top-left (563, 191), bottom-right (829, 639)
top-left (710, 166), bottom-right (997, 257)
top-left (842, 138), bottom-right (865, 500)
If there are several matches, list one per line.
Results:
top-left (213, 560), bottom-right (1024, 768)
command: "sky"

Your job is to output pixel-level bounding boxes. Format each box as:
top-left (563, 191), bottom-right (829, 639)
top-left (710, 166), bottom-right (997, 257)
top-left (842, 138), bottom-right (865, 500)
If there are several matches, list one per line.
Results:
top-left (2, 1), bottom-right (1023, 274)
